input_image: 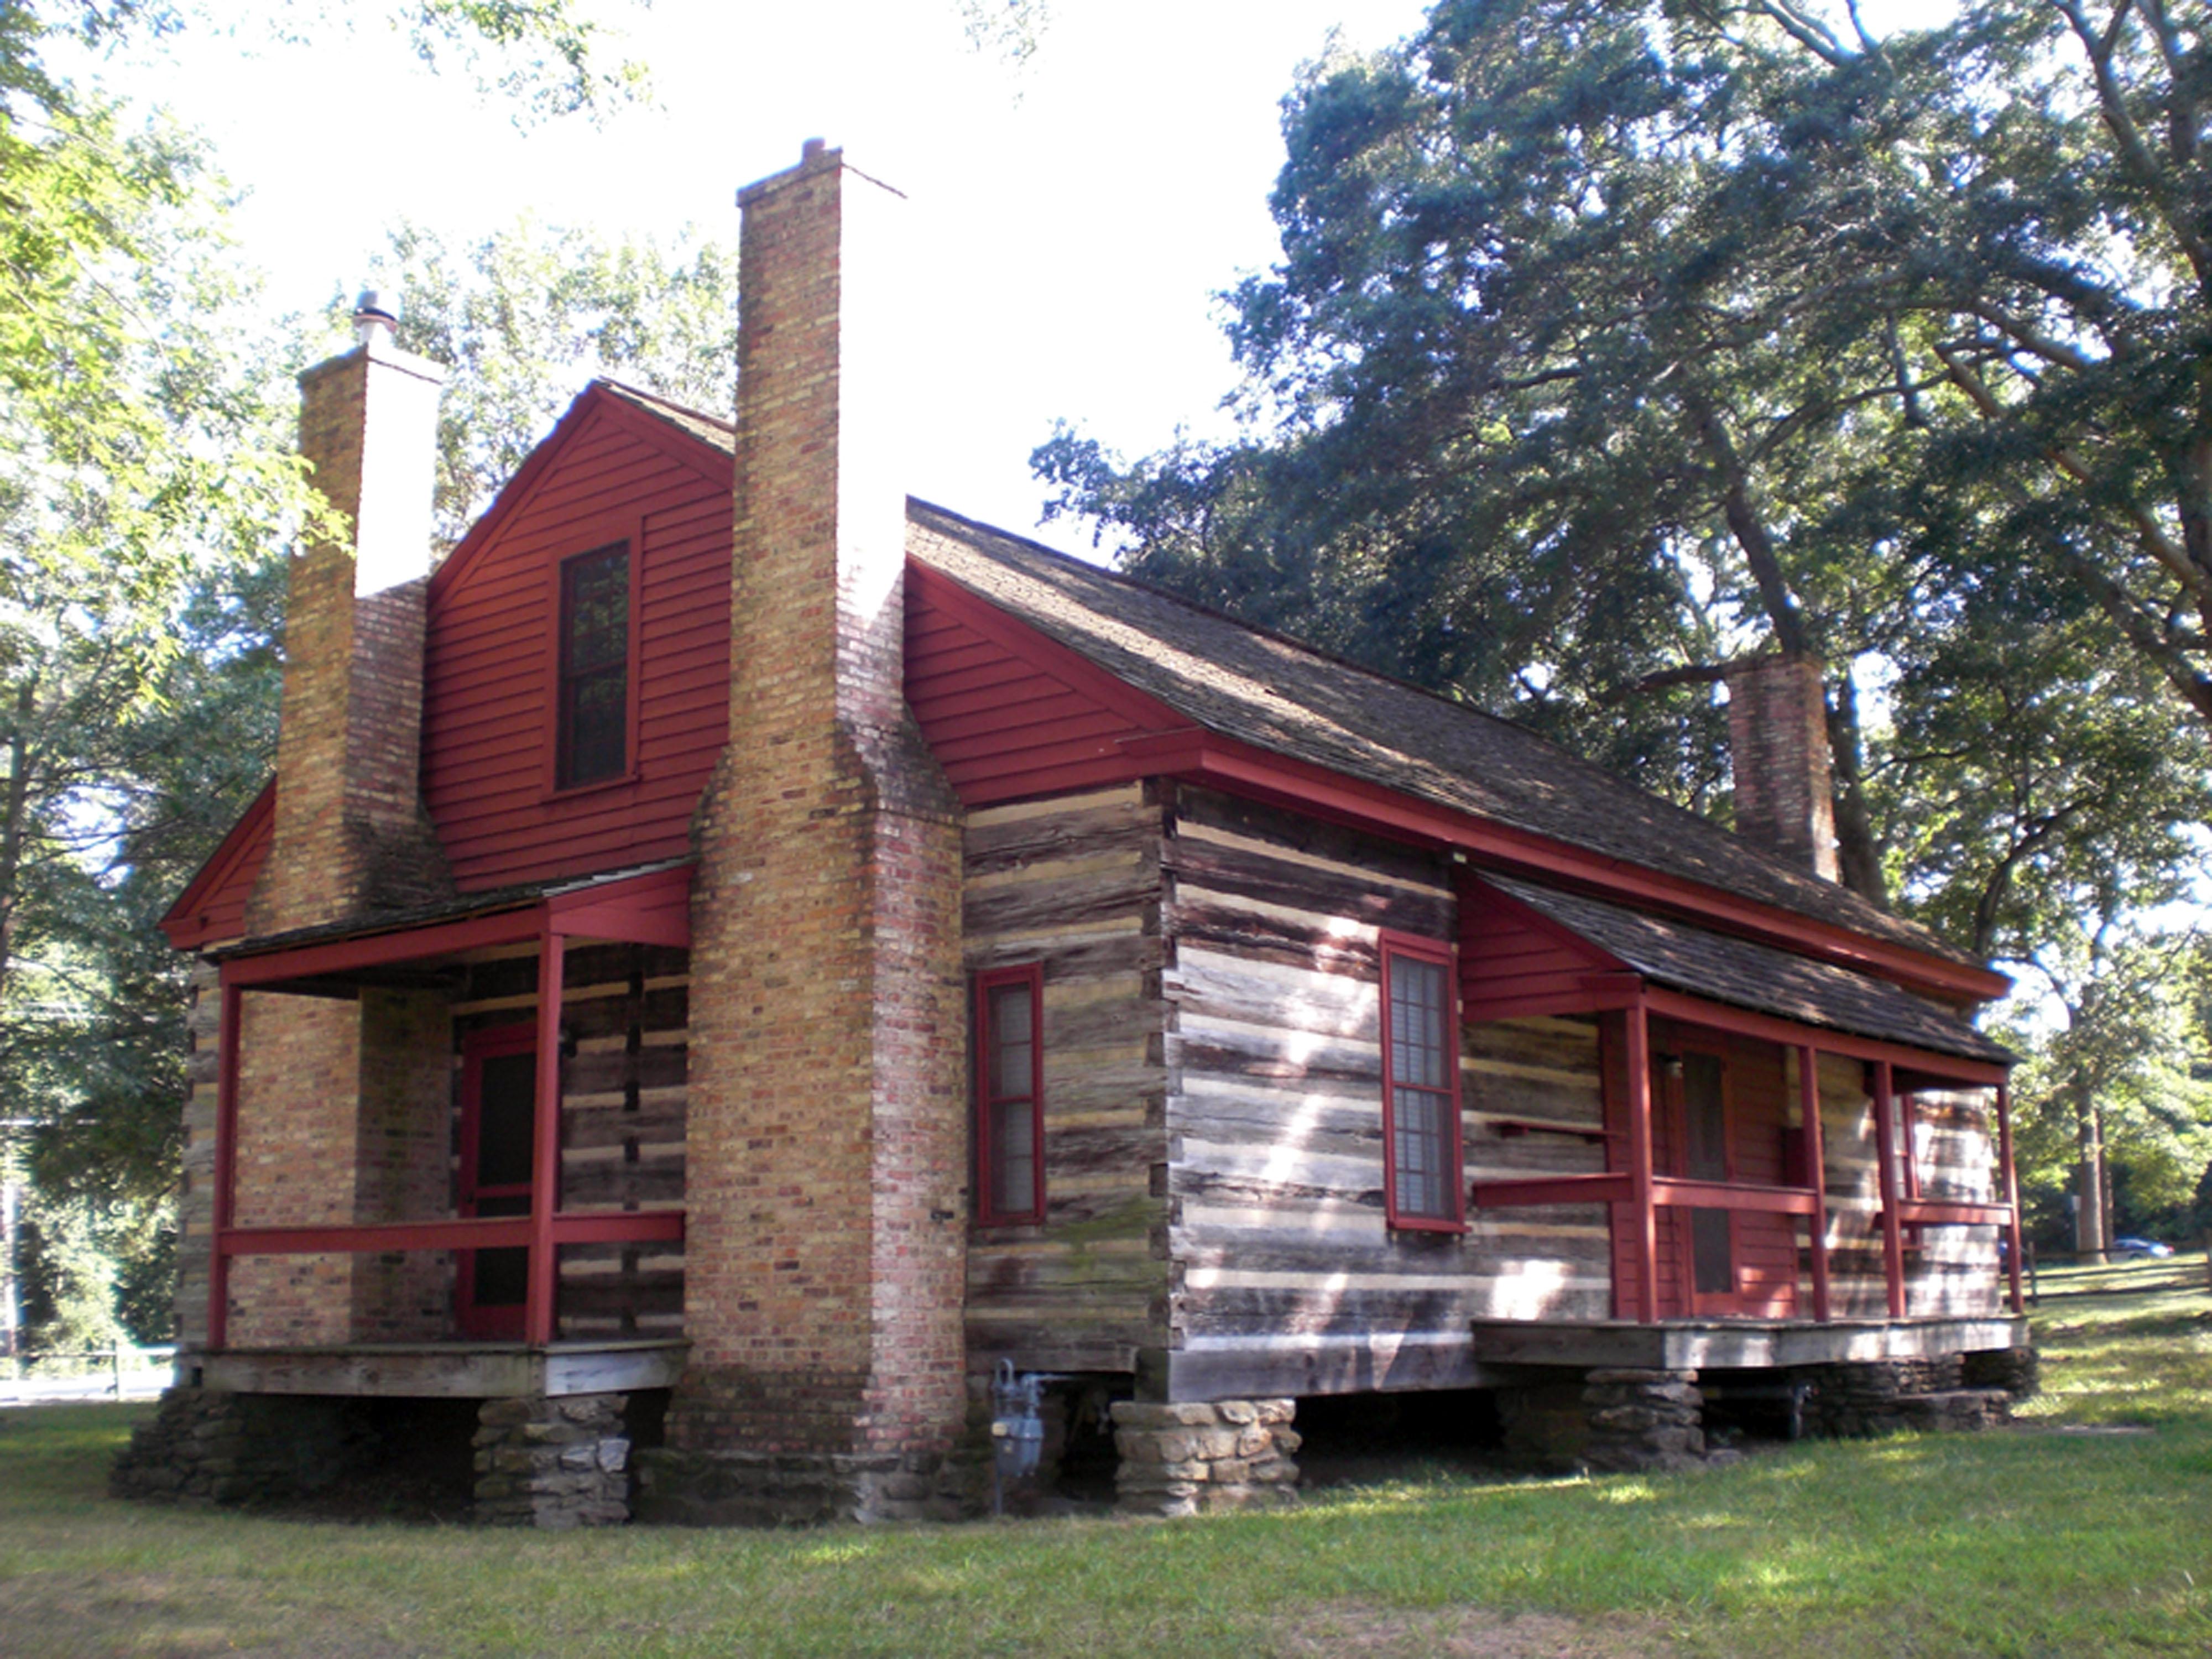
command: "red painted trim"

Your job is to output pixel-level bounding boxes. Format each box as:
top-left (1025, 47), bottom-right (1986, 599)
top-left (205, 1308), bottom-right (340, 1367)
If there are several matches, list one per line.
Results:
top-left (546, 865), bottom-right (693, 947)
top-left (1379, 931), bottom-right (1466, 1232)
top-left (161, 778), bottom-right (276, 950)
top-left (1107, 723), bottom-right (2007, 1004)
top-left (208, 980), bottom-right (243, 1350)
top-left (429, 386), bottom-right (730, 614)
top-left (216, 1212), bottom-right (684, 1258)
top-left (1650, 1177), bottom-right (1818, 1217)
top-left (526, 930), bottom-right (565, 1345)
top-left (1473, 1172), bottom-right (1634, 1208)
top-left (974, 962), bottom-right (1046, 1228)
top-left (218, 867), bottom-right (694, 988)
top-left (1872, 1061), bottom-right (1907, 1318)
top-left (1888, 1200), bottom-right (2015, 1227)
top-left (1800, 1046), bottom-right (1832, 1323)
top-left (1657, 1032), bottom-right (1745, 1316)
top-left (1997, 1082), bottom-right (2025, 1314)
top-left (1625, 998), bottom-right (1658, 1324)
top-left (457, 1022), bottom-right (536, 1338)
top-left (1640, 988), bottom-right (2007, 1085)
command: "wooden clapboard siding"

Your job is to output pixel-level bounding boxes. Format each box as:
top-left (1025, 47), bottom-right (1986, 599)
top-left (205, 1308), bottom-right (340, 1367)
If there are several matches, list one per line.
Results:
top-left (450, 942), bottom-right (689, 1339)
top-left (1160, 787), bottom-right (1620, 1391)
top-left (962, 784), bottom-right (1168, 1374)
top-left (422, 395), bottom-right (732, 892)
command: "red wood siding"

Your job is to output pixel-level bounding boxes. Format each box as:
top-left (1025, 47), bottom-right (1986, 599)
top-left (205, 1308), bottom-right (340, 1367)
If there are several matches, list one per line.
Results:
top-left (903, 563), bottom-right (1185, 804)
top-left (162, 780), bottom-right (276, 949)
top-left (422, 403), bottom-right (732, 891)
top-left (1458, 882), bottom-right (1615, 1015)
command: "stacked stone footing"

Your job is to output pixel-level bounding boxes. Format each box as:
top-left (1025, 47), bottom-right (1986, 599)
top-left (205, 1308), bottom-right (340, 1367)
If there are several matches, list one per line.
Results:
top-left (1111, 1399), bottom-right (1301, 1517)
top-left (111, 1386), bottom-right (641, 1526)
top-left (1802, 1353), bottom-right (2023, 1438)
top-left (111, 1387), bottom-right (383, 1505)
top-left (634, 1446), bottom-right (979, 1525)
top-left (472, 1394), bottom-right (631, 1527)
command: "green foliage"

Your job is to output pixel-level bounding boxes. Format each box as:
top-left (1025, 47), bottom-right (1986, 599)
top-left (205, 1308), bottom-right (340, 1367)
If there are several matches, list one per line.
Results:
top-left (1039, 0), bottom-right (2212, 940)
top-left (325, 217), bottom-right (740, 547)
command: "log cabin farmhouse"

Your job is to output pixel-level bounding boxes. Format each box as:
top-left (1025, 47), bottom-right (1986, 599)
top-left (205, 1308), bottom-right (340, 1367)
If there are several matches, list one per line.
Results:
top-left (114, 143), bottom-right (2034, 1526)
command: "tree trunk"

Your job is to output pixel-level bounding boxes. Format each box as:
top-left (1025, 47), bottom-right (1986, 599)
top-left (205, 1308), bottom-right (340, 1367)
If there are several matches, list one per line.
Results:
top-left (1824, 668), bottom-right (1887, 905)
top-left (2074, 1080), bottom-right (2109, 1261)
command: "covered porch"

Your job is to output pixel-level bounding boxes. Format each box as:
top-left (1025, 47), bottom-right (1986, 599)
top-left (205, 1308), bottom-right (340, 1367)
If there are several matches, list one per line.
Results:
top-left (201, 862), bottom-right (693, 1360)
top-left (1460, 877), bottom-right (2023, 1330)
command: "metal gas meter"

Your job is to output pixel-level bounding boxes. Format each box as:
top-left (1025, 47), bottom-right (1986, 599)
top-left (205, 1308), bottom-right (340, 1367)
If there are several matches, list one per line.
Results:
top-left (990, 1359), bottom-right (1046, 1480)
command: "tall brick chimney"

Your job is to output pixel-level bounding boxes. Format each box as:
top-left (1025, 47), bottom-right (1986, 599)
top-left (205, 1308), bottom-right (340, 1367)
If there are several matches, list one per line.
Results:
top-left (1725, 653), bottom-right (1840, 883)
top-left (248, 295), bottom-right (452, 936)
top-left (223, 297), bottom-right (455, 1352)
top-left (667, 143), bottom-right (969, 1515)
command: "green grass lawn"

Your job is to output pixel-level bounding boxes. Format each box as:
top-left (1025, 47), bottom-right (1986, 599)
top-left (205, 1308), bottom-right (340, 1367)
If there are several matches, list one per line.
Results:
top-left (4, 1265), bottom-right (2210, 1659)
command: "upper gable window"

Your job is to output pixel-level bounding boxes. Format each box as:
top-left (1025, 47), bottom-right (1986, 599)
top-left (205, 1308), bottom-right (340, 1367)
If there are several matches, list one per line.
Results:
top-left (556, 543), bottom-right (630, 789)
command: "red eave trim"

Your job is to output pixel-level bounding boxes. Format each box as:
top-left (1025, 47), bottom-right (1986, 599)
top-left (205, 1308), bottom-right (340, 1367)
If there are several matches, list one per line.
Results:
top-left (160, 778), bottom-right (276, 950)
top-left (219, 865), bottom-right (694, 989)
top-left (1638, 986), bottom-right (2008, 1084)
top-left (429, 385), bottom-right (731, 613)
top-left (1129, 727), bottom-right (2007, 1005)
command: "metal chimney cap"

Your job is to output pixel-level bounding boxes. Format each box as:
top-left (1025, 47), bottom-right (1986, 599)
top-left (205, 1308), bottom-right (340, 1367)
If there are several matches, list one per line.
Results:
top-left (353, 289), bottom-right (399, 345)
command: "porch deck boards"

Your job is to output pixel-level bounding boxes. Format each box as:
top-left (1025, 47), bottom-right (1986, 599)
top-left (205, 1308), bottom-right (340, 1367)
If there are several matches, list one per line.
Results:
top-left (194, 1338), bottom-right (688, 1399)
top-left (1467, 1313), bottom-right (2027, 1371)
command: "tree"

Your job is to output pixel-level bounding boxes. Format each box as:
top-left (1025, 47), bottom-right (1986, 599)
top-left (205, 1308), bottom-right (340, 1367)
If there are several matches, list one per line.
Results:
top-left (1037, 0), bottom-right (2212, 935)
top-left (327, 217), bottom-right (740, 547)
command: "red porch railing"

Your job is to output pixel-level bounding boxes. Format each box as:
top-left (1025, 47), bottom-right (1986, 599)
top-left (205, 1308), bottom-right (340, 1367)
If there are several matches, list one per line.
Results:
top-left (206, 864), bottom-right (693, 1350)
top-left (1468, 997), bottom-right (2026, 1324)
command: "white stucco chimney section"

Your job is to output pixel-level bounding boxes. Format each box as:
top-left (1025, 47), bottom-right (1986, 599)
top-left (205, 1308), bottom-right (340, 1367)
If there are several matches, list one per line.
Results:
top-left (350, 332), bottom-right (446, 598)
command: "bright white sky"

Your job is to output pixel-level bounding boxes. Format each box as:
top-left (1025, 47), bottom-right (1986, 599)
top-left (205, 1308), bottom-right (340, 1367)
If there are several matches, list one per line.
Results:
top-left (75, 0), bottom-right (1435, 541)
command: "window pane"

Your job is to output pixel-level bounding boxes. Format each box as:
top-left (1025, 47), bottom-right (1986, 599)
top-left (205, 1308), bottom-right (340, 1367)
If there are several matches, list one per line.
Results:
top-left (1389, 956), bottom-right (1447, 1088)
top-left (564, 667), bottom-right (627, 784)
top-left (562, 547), bottom-right (628, 672)
top-left (1395, 1087), bottom-right (1446, 1217)
top-left (989, 983), bottom-right (1034, 1098)
top-left (993, 1098), bottom-right (1036, 1215)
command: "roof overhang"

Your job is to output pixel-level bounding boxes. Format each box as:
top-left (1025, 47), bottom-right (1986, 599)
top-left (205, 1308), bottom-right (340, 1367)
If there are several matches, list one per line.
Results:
top-left (214, 862), bottom-right (692, 997)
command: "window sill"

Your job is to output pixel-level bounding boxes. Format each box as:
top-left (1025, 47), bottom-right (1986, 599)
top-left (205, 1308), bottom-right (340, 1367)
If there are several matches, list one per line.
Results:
top-left (541, 769), bottom-right (641, 805)
top-left (1388, 1215), bottom-right (1469, 1236)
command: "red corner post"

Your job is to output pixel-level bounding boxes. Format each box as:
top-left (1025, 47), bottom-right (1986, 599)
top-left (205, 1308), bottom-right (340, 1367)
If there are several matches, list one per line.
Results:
top-left (1872, 1060), bottom-right (1907, 1318)
top-left (1996, 1080), bottom-right (2026, 1314)
top-left (1798, 1045), bottom-right (1830, 1323)
top-left (1626, 997), bottom-right (1658, 1324)
top-left (207, 971), bottom-right (244, 1352)
top-left (524, 929), bottom-right (566, 1346)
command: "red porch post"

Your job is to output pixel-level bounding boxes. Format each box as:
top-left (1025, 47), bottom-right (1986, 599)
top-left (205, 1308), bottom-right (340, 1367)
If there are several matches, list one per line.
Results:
top-left (1872, 1060), bottom-right (1907, 1318)
top-left (207, 972), bottom-right (244, 1352)
top-left (524, 928), bottom-right (566, 1346)
top-left (1626, 995), bottom-right (1658, 1324)
top-left (1798, 1045), bottom-right (1830, 1323)
top-left (1996, 1080), bottom-right (2025, 1314)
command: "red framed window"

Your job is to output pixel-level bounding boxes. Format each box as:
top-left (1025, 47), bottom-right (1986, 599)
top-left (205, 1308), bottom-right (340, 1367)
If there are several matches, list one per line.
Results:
top-left (1381, 933), bottom-right (1464, 1230)
top-left (555, 542), bottom-right (631, 789)
top-left (975, 963), bottom-right (1045, 1227)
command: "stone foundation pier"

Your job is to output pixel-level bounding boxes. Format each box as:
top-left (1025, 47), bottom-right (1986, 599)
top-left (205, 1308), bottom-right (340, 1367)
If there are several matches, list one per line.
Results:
top-left (1110, 1399), bottom-right (1301, 1517)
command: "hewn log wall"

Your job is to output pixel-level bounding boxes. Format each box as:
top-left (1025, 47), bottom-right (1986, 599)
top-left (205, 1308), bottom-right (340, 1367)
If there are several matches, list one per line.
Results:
top-left (961, 783), bottom-right (1168, 1375)
top-left (1808, 1058), bottom-right (1999, 1317)
top-left (1161, 788), bottom-right (1616, 1400)
top-left (450, 942), bottom-right (689, 1339)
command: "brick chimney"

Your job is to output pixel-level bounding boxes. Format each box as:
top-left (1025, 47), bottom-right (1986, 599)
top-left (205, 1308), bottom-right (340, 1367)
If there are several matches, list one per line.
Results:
top-left (248, 296), bottom-right (453, 935)
top-left (222, 298), bottom-right (455, 1352)
top-left (1725, 654), bottom-right (1840, 883)
top-left (669, 143), bottom-right (968, 1510)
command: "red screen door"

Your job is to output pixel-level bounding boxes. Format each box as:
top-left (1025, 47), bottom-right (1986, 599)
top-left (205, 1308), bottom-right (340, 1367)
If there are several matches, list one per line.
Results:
top-left (458, 1025), bottom-right (539, 1338)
